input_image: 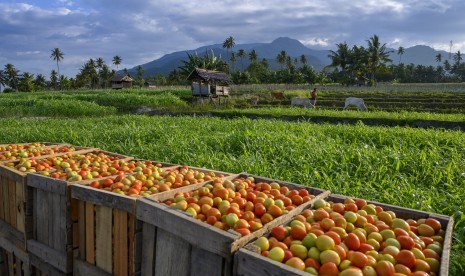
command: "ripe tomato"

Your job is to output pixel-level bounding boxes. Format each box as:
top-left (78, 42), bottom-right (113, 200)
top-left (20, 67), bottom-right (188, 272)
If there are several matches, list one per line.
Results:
top-left (344, 233), bottom-right (361, 250)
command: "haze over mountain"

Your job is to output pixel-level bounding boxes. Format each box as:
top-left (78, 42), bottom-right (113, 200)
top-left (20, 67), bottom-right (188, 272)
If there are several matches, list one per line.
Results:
top-left (127, 37), bottom-right (454, 77)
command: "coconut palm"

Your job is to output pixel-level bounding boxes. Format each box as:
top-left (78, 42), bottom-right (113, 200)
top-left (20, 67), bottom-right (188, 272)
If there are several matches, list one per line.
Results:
top-left (435, 53), bottom-right (442, 66)
top-left (0, 70), bottom-right (6, 92)
top-left (230, 52), bottom-right (237, 71)
top-left (137, 65), bottom-right (144, 87)
top-left (222, 36), bottom-right (235, 67)
top-left (237, 49), bottom-right (246, 70)
top-left (4, 64), bottom-right (19, 91)
top-left (34, 74), bottom-right (47, 90)
top-left (453, 51), bottom-right (462, 65)
top-left (18, 72), bottom-right (35, 92)
top-left (248, 49), bottom-right (258, 63)
top-left (50, 48), bottom-right (64, 82)
top-left (366, 35), bottom-right (392, 85)
top-left (397, 46), bottom-right (405, 65)
top-left (277, 50), bottom-right (287, 70)
top-left (300, 54), bottom-right (307, 66)
top-left (112, 55), bottom-right (122, 70)
top-left (50, 70), bottom-right (58, 89)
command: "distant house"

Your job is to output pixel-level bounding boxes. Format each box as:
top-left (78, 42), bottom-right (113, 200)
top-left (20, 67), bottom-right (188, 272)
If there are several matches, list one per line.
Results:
top-left (111, 74), bottom-right (134, 89)
top-left (144, 81), bottom-right (156, 89)
top-left (187, 68), bottom-right (230, 97)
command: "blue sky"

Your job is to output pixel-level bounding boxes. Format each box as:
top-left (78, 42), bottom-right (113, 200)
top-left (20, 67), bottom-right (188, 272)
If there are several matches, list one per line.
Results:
top-left (1, 0), bottom-right (464, 77)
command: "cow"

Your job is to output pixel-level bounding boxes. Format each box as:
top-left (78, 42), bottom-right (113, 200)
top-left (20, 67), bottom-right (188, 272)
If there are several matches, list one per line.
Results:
top-left (271, 92), bottom-right (286, 100)
top-left (343, 97), bottom-right (368, 111)
top-left (291, 97), bottom-right (315, 108)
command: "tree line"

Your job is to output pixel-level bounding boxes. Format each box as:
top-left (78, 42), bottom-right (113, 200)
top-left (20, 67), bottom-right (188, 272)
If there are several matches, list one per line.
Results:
top-left (1, 36), bottom-right (464, 92)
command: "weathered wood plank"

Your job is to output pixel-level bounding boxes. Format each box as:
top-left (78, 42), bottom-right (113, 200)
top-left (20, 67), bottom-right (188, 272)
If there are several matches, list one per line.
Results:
top-left (141, 223), bottom-right (156, 276)
top-left (27, 173), bottom-right (69, 195)
top-left (128, 213), bottom-right (136, 275)
top-left (0, 175), bottom-right (4, 220)
top-left (29, 252), bottom-right (70, 276)
top-left (136, 198), bottom-right (237, 258)
top-left (15, 180), bottom-right (25, 234)
top-left (3, 175), bottom-right (10, 224)
top-left (55, 193), bottom-right (66, 252)
top-left (95, 205), bottom-right (112, 274)
top-left (71, 184), bottom-right (135, 213)
top-left (113, 209), bottom-right (128, 276)
top-left (234, 248), bottom-right (307, 276)
top-left (154, 228), bottom-right (191, 276)
top-left (8, 179), bottom-right (16, 228)
top-left (7, 251), bottom-right (14, 276)
top-left (0, 221), bottom-right (25, 251)
top-left (190, 246), bottom-right (224, 276)
top-left (27, 239), bottom-right (72, 273)
top-left (85, 202), bottom-right (95, 264)
top-left (78, 200), bottom-right (86, 259)
top-left (440, 216), bottom-right (454, 276)
top-left (36, 189), bottom-right (48, 245)
top-left (74, 258), bottom-right (112, 276)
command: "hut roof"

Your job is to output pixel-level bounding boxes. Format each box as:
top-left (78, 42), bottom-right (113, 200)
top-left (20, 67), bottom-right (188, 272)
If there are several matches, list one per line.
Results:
top-left (111, 74), bottom-right (134, 82)
top-left (187, 68), bottom-right (230, 83)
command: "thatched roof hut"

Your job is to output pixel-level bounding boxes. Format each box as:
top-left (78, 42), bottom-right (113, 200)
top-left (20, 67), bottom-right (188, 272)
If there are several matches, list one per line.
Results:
top-left (111, 74), bottom-right (135, 89)
top-left (187, 68), bottom-right (230, 84)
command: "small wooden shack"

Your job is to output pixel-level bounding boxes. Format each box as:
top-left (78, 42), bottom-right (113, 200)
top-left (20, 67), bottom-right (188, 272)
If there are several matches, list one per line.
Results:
top-left (111, 74), bottom-right (135, 89)
top-left (187, 68), bottom-right (230, 97)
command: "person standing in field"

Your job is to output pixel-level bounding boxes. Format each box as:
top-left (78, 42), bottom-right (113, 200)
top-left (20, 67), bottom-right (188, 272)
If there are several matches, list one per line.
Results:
top-left (310, 87), bottom-right (317, 107)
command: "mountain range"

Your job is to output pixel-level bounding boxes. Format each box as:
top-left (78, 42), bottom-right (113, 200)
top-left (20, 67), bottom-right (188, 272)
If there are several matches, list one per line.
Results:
top-left (126, 37), bottom-right (454, 77)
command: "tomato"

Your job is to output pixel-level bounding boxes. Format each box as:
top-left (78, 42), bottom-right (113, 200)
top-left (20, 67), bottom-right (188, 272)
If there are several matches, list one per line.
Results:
top-left (396, 249), bottom-right (416, 268)
top-left (344, 233), bottom-right (361, 250)
top-left (348, 251), bottom-right (368, 268)
top-left (375, 260), bottom-right (395, 276)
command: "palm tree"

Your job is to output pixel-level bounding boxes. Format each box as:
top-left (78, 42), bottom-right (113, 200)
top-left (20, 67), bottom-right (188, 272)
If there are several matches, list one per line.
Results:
top-left (397, 46), bottom-right (405, 65)
top-left (222, 36), bottom-right (235, 67)
top-left (34, 74), bottom-right (47, 90)
top-left (18, 72), bottom-right (35, 92)
top-left (300, 54), bottom-right (307, 66)
top-left (366, 35), bottom-right (392, 85)
top-left (4, 64), bottom-right (19, 91)
top-left (0, 70), bottom-right (6, 92)
top-left (137, 65), bottom-right (144, 87)
top-left (248, 49), bottom-right (257, 63)
top-left (50, 69), bottom-right (58, 89)
top-left (453, 51), bottom-right (462, 65)
top-left (277, 50), bottom-right (287, 70)
top-left (50, 48), bottom-right (64, 82)
top-left (435, 53), bottom-right (442, 66)
top-left (237, 49), bottom-right (246, 70)
top-left (230, 52), bottom-right (237, 71)
top-left (328, 42), bottom-right (352, 83)
top-left (96, 58), bottom-right (105, 69)
top-left (112, 55), bottom-right (122, 71)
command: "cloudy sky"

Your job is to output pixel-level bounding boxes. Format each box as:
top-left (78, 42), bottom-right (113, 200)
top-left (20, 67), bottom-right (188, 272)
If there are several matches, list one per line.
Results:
top-left (1, 0), bottom-right (464, 77)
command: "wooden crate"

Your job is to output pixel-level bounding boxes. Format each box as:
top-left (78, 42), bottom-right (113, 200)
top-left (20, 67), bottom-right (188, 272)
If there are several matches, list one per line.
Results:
top-left (234, 193), bottom-right (454, 276)
top-left (71, 165), bottom-right (233, 276)
top-left (136, 174), bottom-right (329, 276)
top-left (24, 150), bottom-right (134, 274)
top-left (0, 234), bottom-right (31, 276)
top-left (0, 148), bottom-right (98, 251)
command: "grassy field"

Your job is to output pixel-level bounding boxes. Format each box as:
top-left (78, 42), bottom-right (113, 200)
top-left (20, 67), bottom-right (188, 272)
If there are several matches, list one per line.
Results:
top-left (1, 85), bottom-right (465, 273)
top-left (0, 115), bottom-right (464, 274)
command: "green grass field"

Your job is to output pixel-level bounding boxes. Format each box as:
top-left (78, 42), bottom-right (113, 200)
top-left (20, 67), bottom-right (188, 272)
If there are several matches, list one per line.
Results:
top-left (1, 86), bottom-right (465, 274)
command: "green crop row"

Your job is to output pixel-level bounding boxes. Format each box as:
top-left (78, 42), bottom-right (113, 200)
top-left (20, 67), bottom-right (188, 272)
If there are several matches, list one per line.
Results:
top-left (0, 115), bottom-right (463, 273)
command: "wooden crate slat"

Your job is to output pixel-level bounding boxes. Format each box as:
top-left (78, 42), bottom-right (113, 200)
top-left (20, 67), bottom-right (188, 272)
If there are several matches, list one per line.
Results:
top-left (190, 246), bottom-right (225, 276)
top-left (234, 248), bottom-right (306, 276)
top-left (0, 175), bottom-right (4, 221)
top-left (15, 180), bottom-right (25, 234)
top-left (140, 223), bottom-right (156, 276)
top-left (84, 202), bottom-right (95, 264)
top-left (27, 239), bottom-right (72, 273)
top-left (441, 217), bottom-right (454, 276)
top-left (29, 252), bottom-right (72, 276)
top-left (113, 209), bottom-right (128, 276)
top-left (36, 189), bottom-right (48, 245)
top-left (71, 185), bottom-right (135, 213)
top-left (137, 198), bottom-right (237, 258)
top-left (78, 201), bottom-right (86, 260)
top-left (95, 205), bottom-right (112, 274)
top-left (128, 213), bottom-right (136, 276)
top-left (154, 228), bottom-right (191, 276)
top-left (73, 259), bottom-right (111, 276)
top-left (27, 173), bottom-right (68, 195)
top-left (8, 179), bottom-right (16, 227)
